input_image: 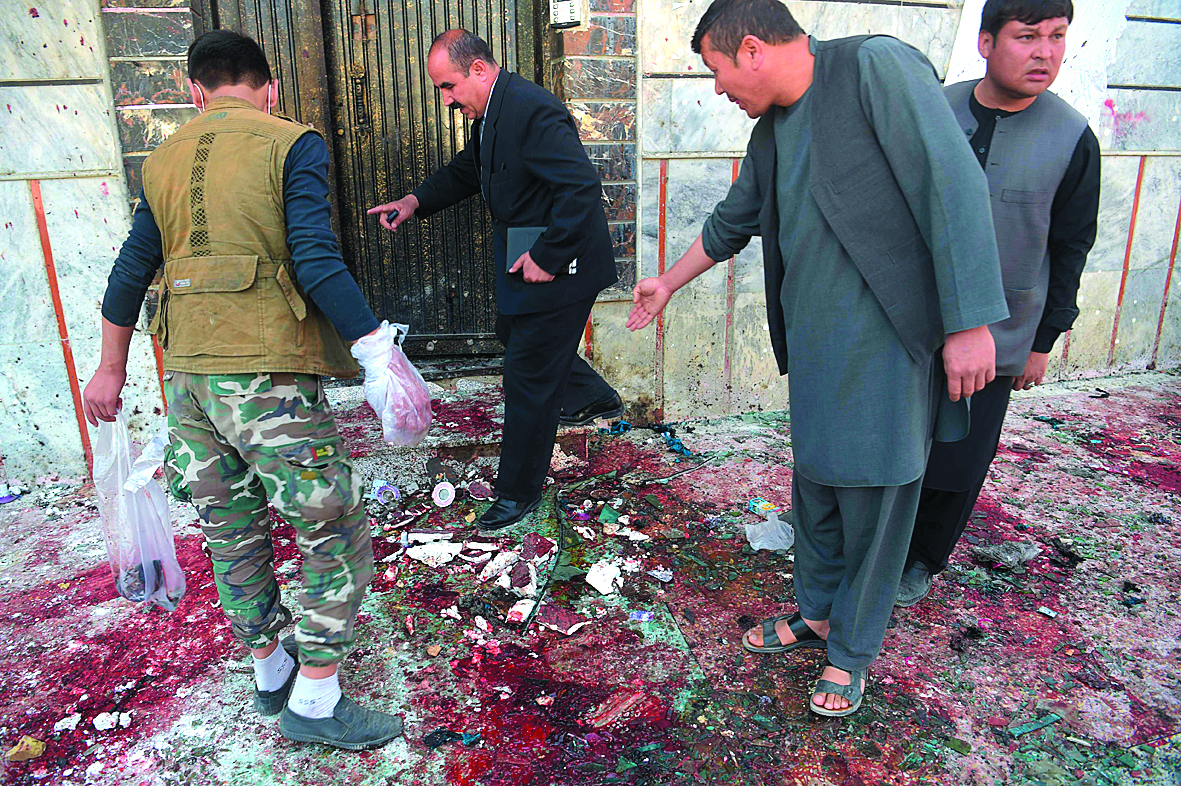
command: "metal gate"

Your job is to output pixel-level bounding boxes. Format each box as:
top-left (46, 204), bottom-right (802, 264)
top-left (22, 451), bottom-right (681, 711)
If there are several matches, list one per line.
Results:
top-left (214, 0), bottom-right (541, 357)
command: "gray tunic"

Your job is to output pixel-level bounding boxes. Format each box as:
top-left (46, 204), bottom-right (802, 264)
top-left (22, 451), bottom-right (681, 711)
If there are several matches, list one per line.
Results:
top-left (703, 38), bottom-right (988, 488)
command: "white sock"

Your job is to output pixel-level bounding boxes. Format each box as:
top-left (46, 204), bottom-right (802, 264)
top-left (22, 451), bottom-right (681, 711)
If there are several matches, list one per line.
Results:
top-left (252, 643), bottom-right (295, 692)
top-left (287, 671), bottom-right (342, 719)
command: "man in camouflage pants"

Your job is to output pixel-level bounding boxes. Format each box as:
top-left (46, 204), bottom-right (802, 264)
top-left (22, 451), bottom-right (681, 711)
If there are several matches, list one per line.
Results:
top-left (82, 30), bottom-right (403, 749)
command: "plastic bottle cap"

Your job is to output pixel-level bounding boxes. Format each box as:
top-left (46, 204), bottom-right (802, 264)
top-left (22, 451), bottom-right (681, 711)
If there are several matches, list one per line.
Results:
top-left (432, 481), bottom-right (456, 507)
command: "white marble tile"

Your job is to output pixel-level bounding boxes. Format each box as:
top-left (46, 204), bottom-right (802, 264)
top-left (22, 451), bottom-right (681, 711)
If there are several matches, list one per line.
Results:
top-left (1064, 269), bottom-right (1121, 374)
top-left (1108, 20), bottom-right (1181, 88)
top-left (1098, 88), bottom-right (1181, 152)
top-left (0, 0), bottom-right (105, 81)
top-left (1128, 156), bottom-right (1181, 271)
top-left (1090, 154), bottom-right (1141, 272)
top-left (639, 158), bottom-right (661, 279)
top-left (0, 181), bottom-right (58, 345)
top-left (1113, 266), bottom-right (1170, 368)
top-left (1155, 266), bottom-right (1181, 366)
top-left (663, 292), bottom-right (727, 418)
top-left (0, 85), bottom-right (121, 175)
top-left (641, 78), bottom-right (673, 153)
top-left (1126, 0), bottom-right (1181, 21)
top-left (0, 341), bottom-right (86, 479)
top-left (669, 79), bottom-right (756, 153)
top-left (728, 289), bottom-right (789, 413)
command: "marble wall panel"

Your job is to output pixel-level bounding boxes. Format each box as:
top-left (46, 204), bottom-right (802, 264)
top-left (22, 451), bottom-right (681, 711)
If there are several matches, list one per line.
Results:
top-left (662, 292), bottom-right (728, 419)
top-left (590, 0), bottom-right (634, 12)
top-left (1127, 0), bottom-right (1181, 18)
top-left (1062, 270), bottom-right (1121, 374)
top-left (102, 10), bottom-right (193, 58)
top-left (640, 0), bottom-right (958, 77)
top-left (602, 182), bottom-right (636, 221)
top-left (110, 59), bottom-right (189, 107)
top-left (669, 79), bottom-right (756, 153)
top-left (0, 342), bottom-right (86, 479)
top-left (640, 158), bottom-right (660, 279)
top-left (1108, 20), bottom-right (1181, 88)
top-left (587, 301), bottom-right (660, 422)
top-left (0, 181), bottom-right (58, 345)
top-left (640, 77), bottom-right (674, 153)
top-left (564, 59), bottom-right (636, 100)
top-left (1089, 154), bottom-right (1141, 272)
top-left (569, 101), bottom-right (636, 141)
top-left (0, 85), bottom-right (121, 175)
top-left (1113, 266), bottom-right (1171, 368)
top-left (1154, 266), bottom-right (1181, 368)
top-left (115, 106), bottom-right (198, 153)
top-left (611, 221), bottom-right (637, 259)
top-left (1128, 156), bottom-right (1181, 270)
top-left (1098, 89), bottom-right (1181, 152)
top-left (1, 0), bottom-right (104, 80)
top-left (664, 157), bottom-right (736, 294)
top-left (585, 143), bottom-right (636, 182)
top-left (727, 290), bottom-right (790, 414)
top-left (564, 16), bottom-right (636, 57)
top-left (123, 153), bottom-right (146, 196)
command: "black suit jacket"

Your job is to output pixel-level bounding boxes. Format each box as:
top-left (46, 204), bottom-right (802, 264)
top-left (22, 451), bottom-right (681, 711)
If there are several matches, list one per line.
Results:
top-left (411, 71), bottom-right (618, 315)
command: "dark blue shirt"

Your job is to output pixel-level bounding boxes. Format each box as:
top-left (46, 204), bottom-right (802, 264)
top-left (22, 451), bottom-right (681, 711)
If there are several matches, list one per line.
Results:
top-left (101, 132), bottom-right (379, 341)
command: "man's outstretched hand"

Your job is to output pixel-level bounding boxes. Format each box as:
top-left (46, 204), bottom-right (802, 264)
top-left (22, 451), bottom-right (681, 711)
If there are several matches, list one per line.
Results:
top-left (942, 325), bottom-right (996, 402)
top-left (627, 277), bottom-right (674, 331)
top-left (367, 194), bottom-right (419, 232)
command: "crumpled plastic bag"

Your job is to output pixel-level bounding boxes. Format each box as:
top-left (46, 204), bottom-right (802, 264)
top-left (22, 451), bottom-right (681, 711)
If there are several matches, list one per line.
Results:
top-left (94, 412), bottom-right (186, 611)
top-left (351, 321), bottom-right (432, 446)
top-left (124, 418), bottom-right (169, 493)
top-left (744, 511), bottom-right (795, 552)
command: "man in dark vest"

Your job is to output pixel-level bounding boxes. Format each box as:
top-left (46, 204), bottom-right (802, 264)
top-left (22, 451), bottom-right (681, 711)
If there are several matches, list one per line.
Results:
top-left (628, 0), bottom-right (1008, 716)
top-left (369, 30), bottom-right (622, 531)
top-left (83, 30), bottom-right (403, 749)
top-left (896, 0), bottom-right (1099, 607)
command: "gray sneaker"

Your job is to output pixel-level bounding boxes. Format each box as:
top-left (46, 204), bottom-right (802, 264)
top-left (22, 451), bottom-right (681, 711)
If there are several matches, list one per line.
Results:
top-left (279, 695), bottom-right (404, 750)
top-left (253, 636), bottom-right (299, 716)
top-left (895, 562), bottom-right (933, 608)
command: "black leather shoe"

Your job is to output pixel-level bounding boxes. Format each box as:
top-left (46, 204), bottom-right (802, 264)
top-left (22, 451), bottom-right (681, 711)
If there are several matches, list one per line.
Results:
top-left (279, 695), bottom-right (404, 750)
top-left (478, 496), bottom-right (542, 531)
top-left (253, 636), bottom-right (299, 716)
top-left (559, 392), bottom-right (624, 426)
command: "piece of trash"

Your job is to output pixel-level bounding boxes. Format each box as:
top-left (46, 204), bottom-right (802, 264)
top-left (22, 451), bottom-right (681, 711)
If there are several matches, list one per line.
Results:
top-left (536, 695), bottom-right (555, 706)
top-left (683, 608), bottom-right (696, 624)
top-left (599, 505), bottom-right (621, 524)
top-left (464, 511), bottom-right (476, 523)
top-left (629, 611), bottom-right (655, 622)
top-left (432, 481), bottom-right (456, 507)
top-left (5, 736), bottom-right (45, 762)
top-left (573, 525), bottom-right (595, 541)
top-left (521, 532), bottom-right (556, 561)
top-left (92, 711), bottom-right (132, 731)
top-left (406, 540), bottom-right (463, 567)
top-left (600, 420), bottom-right (632, 435)
top-left (53, 714), bottom-right (82, 733)
top-left (646, 568), bottom-right (673, 583)
top-left (401, 530), bottom-right (455, 545)
top-left (945, 737), bottom-right (972, 755)
top-left (474, 616), bottom-right (490, 633)
top-left (744, 510), bottom-right (794, 551)
top-left (654, 424), bottom-right (692, 456)
top-left (643, 494), bottom-right (663, 510)
top-left (367, 479), bottom-right (400, 503)
top-left (550, 443), bottom-right (589, 473)
top-left (426, 644), bottom-right (442, 657)
top-left (0, 483), bottom-right (21, 504)
top-left (1037, 606), bottom-right (1058, 618)
top-left (1011, 713), bottom-right (1061, 736)
top-left (535, 604), bottom-right (591, 635)
top-left (423, 728), bottom-right (481, 749)
top-left (506, 599), bottom-right (536, 623)
top-left (467, 481), bottom-right (494, 500)
top-left (509, 560), bottom-right (539, 597)
top-left (1033, 415), bottom-right (1065, 429)
top-left (972, 540), bottom-right (1041, 569)
top-left (588, 689), bottom-right (649, 728)
top-left (440, 605), bottom-right (461, 620)
top-left (747, 498), bottom-right (779, 515)
top-left (1089, 388), bottom-right (1110, 399)
top-left (404, 615), bottom-right (415, 636)
top-left (586, 560), bottom-right (623, 595)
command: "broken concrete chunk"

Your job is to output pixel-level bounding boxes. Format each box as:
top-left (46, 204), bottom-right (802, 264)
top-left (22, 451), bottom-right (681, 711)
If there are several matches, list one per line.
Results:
top-left (52, 714), bottom-right (82, 733)
top-left (5, 736), bottom-right (45, 762)
top-left (406, 541), bottom-right (463, 568)
top-left (506, 599), bottom-right (536, 623)
top-left (535, 604), bottom-right (591, 635)
top-left (521, 532), bottom-right (556, 561)
top-left (586, 560), bottom-right (623, 595)
top-left (973, 540), bottom-right (1041, 569)
top-left (509, 560), bottom-right (539, 598)
top-left (92, 711), bottom-right (131, 731)
top-left (479, 550), bottom-right (520, 582)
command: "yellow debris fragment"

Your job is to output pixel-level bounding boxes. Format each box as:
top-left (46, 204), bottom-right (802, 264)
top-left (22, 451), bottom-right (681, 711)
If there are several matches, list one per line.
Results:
top-left (6, 736), bottom-right (45, 762)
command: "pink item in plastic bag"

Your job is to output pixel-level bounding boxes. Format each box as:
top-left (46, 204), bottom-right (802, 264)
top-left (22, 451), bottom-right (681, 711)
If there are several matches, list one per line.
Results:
top-left (351, 321), bottom-right (433, 446)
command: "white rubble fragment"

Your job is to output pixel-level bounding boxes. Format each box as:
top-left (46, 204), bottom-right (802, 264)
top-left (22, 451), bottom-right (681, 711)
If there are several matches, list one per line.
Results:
top-left (586, 560), bottom-right (623, 595)
top-left (405, 540), bottom-right (463, 568)
top-left (573, 526), bottom-right (595, 541)
top-left (53, 713), bottom-right (82, 733)
top-left (475, 616), bottom-right (490, 633)
top-left (479, 550), bottom-right (520, 582)
top-left (440, 605), bottom-right (461, 620)
top-left (463, 541), bottom-right (500, 552)
top-left (458, 551), bottom-right (493, 565)
top-left (92, 711), bottom-right (131, 731)
top-left (506, 599), bottom-right (536, 623)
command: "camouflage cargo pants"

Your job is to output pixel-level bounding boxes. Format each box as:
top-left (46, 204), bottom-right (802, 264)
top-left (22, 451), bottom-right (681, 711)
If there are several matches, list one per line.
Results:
top-left (163, 371), bottom-right (372, 667)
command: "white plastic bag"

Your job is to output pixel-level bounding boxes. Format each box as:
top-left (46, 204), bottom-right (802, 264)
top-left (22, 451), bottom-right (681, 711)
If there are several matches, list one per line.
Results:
top-left (93, 412), bottom-right (186, 611)
top-left (351, 321), bottom-right (432, 446)
top-left (744, 511), bottom-right (795, 552)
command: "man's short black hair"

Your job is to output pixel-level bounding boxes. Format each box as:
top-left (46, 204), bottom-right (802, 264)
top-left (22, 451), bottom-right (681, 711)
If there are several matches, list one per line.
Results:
top-left (430, 29), bottom-right (498, 76)
top-left (980, 0), bottom-right (1074, 40)
top-left (187, 30), bottom-right (272, 90)
top-left (691, 0), bottom-right (804, 61)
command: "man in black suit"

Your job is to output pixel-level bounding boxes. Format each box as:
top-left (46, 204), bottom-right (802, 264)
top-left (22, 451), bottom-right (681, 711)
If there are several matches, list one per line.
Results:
top-left (369, 29), bottom-right (622, 531)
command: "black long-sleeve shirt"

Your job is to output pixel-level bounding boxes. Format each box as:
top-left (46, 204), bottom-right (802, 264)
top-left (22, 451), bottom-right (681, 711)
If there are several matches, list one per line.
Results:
top-left (101, 132), bottom-right (378, 341)
top-left (968, 92), bottom-right (1101, 353)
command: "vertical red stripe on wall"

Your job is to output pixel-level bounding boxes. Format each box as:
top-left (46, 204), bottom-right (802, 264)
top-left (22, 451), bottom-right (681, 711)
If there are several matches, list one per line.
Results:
top-left (655, 159), bottom-right (669, 422)
top-left (29, 179), bottom-right (94, 477)
top-left (723, 157), bottom-right (741, 412)
top-left (1150, 193), bottom-right (1181, 367)
top-left (582, 316), bottom-right (594, 364)
top-left (1109, 155), bottom-right (1147, 367)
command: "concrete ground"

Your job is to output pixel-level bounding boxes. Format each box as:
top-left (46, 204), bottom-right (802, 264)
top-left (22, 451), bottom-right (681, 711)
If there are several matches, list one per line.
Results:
top-left (2, 372), bottom-right (1180, 786)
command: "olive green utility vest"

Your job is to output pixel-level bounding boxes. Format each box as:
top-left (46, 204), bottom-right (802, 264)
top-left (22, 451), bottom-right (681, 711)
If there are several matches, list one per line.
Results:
top-left (143, 96), bottom-right (358, 378)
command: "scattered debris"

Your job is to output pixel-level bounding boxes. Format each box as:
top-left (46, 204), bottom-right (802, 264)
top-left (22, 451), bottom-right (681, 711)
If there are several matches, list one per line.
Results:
top-left (629, 611), bottom-right (655, 622)
top-left (973, 540), bottom-right (1042, 569)
top-left (467, 481), bottom-right (494, 500)
top-left (747, 498), bottom-right (779, 515)
top-left (52, 714), bottom-right (81, 733)
top-left (506, 599), bottom-right (537, 623)
top-left (432, 481), bottom-right (456, 507)
top-left (535, 604), bottom-right (591, 635)
top-left (426, 644), bottom-right (442, 657)
top-left (646, 568), bottom-right (674, 583)
top-left (5, 736), bottom-right (45, 762)
top-left (1090, 388), bottom-right (1110, 399)
top-left (1033, 415), bottom-right (1066, 429)
top-left (423, 728), bottom-right (481, 749)
top-left (367, 479), bottom-right (400, 503)
top-left (92, 711), bottom-right (132, 731)
top-left (588, 689), bottom-right (650, 728)
top-left (586, 560), bottom-right (623, 595)
top-left (406, 540), bottom-right (463, 567)
top-left (1011, 713), bottom-right (1062, 736)
top-left (1037, 606), bottom-right (1059, 618)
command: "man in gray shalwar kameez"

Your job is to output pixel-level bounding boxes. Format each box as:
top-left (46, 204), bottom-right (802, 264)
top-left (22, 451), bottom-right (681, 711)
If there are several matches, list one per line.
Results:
top-left (627, 0), bottom-right (1009, 716)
